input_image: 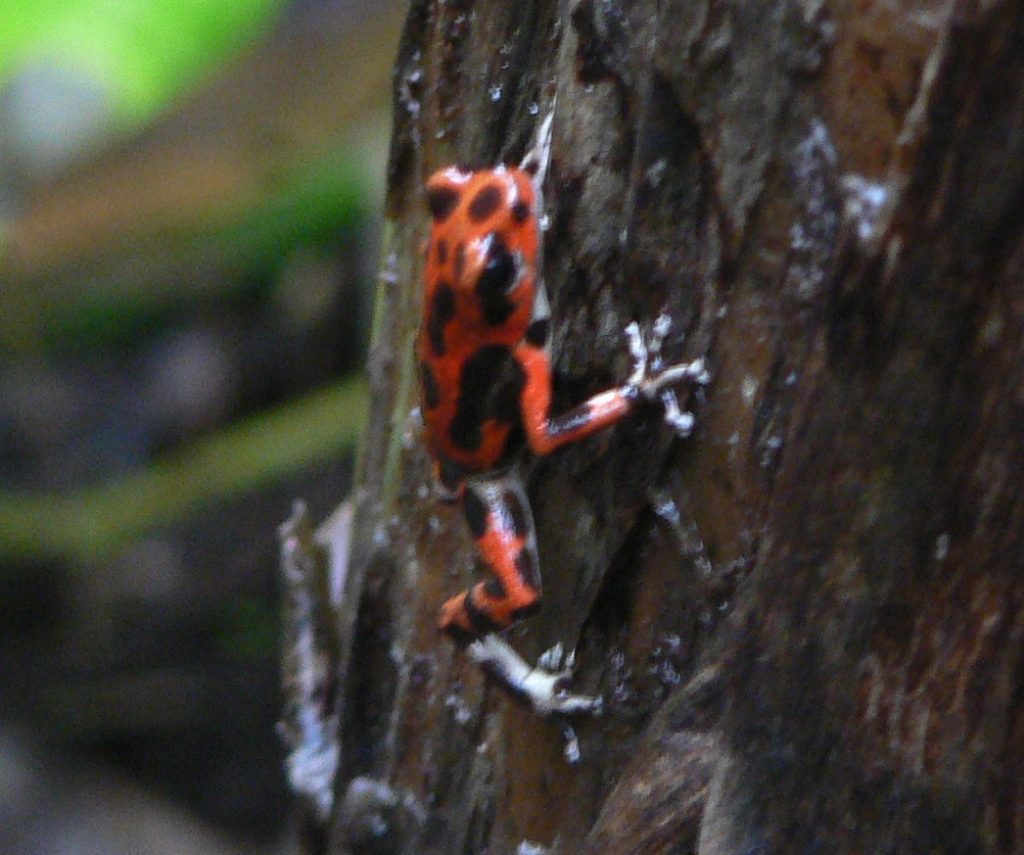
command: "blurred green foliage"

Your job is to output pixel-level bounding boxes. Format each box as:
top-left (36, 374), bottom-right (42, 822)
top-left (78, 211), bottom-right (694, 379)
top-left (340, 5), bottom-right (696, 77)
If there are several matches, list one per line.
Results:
top-left (0, 376), bottom-right (368, 563)
top-left (0, 1), bottom-right (387, 564)
top-left (0, 0), bottom-right (285, 127)
top-left (40, 138), bottom-right (375, 355)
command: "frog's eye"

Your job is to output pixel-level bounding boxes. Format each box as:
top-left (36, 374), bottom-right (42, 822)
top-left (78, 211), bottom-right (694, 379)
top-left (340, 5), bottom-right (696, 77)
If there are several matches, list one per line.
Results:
top-left (477, 235), bottom-right (517, 296)
top-left (427, 185), bottom-right (460, 222)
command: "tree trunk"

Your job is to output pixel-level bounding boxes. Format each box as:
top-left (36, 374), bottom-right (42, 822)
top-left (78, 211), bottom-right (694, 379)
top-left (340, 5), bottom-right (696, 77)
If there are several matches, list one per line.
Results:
top-left (311, 1), bottom-right (1024, 852)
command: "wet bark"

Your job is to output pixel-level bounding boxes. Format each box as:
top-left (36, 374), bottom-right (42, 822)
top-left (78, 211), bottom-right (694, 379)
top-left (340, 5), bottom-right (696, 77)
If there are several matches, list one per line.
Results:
top-left (319, 1), bottom-right (1024, 852)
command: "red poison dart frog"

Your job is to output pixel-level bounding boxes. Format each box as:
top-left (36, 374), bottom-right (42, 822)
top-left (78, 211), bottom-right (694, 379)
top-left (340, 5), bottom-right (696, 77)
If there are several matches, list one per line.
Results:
top-left (416, 110), bottom-right (708, 717)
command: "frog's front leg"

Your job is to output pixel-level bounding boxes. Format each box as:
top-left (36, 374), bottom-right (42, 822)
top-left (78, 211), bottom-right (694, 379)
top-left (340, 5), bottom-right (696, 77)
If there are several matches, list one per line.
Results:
top-left (438, 473), bottom-right (600, 716)
top-left (514, 314), bottom-right (709, 456)
top-left (625, 313), bottom-right (710, 436)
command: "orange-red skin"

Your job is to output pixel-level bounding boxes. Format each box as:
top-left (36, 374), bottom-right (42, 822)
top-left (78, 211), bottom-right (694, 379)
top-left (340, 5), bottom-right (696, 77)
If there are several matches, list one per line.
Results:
top-left (417, 164), bottom-right (638, 639)
top-left (418, 166), bottom-right (539, 474)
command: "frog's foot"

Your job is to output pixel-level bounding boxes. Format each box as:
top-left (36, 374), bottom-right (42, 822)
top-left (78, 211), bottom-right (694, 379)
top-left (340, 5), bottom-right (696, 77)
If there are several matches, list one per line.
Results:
top-left (466, 635), bottom-right (602, 719)
top-left (625, 313), bottom-right (709, 437)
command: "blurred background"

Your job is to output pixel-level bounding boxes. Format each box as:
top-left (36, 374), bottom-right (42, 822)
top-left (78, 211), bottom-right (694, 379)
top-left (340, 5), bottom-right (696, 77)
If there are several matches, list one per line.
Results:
top-left (0, 0), bottom-right (404, 851)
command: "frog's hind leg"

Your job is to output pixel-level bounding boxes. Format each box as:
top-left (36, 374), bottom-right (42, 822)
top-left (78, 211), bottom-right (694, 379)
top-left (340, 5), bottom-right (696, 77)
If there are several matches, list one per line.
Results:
top-left (439, 473), bottom-right (541, 642)
top-left (439, 472), bottom-right (602, 720)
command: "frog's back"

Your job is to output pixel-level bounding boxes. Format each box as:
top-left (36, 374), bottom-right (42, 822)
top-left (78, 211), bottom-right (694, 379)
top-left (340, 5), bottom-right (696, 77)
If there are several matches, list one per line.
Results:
top-left (416, 166), bottom-right (540, 477)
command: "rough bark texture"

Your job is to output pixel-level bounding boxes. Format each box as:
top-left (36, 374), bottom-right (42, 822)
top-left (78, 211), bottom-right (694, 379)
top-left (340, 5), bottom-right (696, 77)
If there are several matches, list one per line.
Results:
top-left (323, 1), bottom-right (1024, 852)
